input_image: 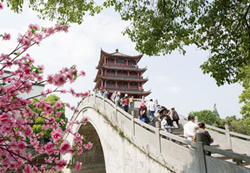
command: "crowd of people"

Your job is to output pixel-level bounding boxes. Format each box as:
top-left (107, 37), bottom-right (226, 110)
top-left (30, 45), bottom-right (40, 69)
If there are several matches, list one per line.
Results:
top-left (92, 89), bottom-right (213, 151)
top-left (92, 89), bottom-right (134, 112)
top-left (138, 99), bottom-right (180, 133)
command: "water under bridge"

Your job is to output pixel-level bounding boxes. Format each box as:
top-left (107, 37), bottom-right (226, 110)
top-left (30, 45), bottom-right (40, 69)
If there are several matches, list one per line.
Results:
top-left (62, 94), bottom-right (250, 173)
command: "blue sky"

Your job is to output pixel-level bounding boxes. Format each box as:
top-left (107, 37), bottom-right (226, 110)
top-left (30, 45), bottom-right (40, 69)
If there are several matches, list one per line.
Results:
top-left (0, 3), bottom-right (243, 119)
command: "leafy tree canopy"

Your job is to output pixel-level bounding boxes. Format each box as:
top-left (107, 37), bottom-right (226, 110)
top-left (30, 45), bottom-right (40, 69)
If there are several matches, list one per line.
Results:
top-left (107, 0), bottom-right (250, 86)
top-left (30, 94), bottom-right (68, 139)
top-left (189, 109), bottom-right (220, 125)
top-left (3, 0), bottom-right (250, 86)
top-left (3, 0), bottom-right (102, 24)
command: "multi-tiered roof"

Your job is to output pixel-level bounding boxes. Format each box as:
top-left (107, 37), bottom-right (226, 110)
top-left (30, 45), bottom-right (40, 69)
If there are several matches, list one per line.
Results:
top-left (94, 49), bottom-right (151, 98)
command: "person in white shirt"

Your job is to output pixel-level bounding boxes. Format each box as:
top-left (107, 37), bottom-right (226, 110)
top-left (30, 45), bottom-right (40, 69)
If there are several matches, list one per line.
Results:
top-left (184, 115), bottom-right (198, 141)
top-left (147, 99), bottom-right (156, 122)
top-left (161, 115), bottom-right (175, 132)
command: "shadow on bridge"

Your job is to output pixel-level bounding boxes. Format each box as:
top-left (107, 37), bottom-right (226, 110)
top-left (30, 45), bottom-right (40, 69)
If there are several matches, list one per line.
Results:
top-left (72, 123), bottom-right (106, 173)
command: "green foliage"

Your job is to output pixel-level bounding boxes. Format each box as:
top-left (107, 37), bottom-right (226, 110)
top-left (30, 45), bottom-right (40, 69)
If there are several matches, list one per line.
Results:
top-left (110, 0), bottom-right (250, 86)
top-left (30, 94), bottom-right (68, 139)
top-left (189, 109), bottom-right (220, 125)
top-left (3, 0), bottom-right (102, 24)
top-left (4, 0), bottom-right (250, 86)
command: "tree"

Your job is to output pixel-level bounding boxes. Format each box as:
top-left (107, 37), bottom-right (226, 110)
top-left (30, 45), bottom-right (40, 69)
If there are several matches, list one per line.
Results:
top-left (30, 94), bottom-right (68, 139)
top-left (1, 0), bottom-right (102, 24)
top-left (189, 109), bottom-right (220, 125)
top-left (2, 0), bottom-right (250, 86)
top-left (0, 22), bottom-right (91, 172)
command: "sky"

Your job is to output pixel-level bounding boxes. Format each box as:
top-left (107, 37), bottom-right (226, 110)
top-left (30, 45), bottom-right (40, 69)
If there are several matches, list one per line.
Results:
top-left (0, 3), bottom-right (244, 119)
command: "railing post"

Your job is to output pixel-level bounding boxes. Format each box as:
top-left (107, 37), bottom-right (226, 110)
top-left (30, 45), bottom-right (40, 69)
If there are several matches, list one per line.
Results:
top-left (155, 120), bottom-right (161, 154)
top-left (195, 116), bottom-right (199, 124)
top-left (103, 95), bottom-right (105, 109)
top-left (196, 133), bottom-right (207, 173)
top-left (94, 93), bottom-right (96, 104)
top-left (131, 111), bottom-right (135, 138)
top-left (115, 101), bottom-right (118, 115)
top-left (225, 124), bottom-right (232, 149)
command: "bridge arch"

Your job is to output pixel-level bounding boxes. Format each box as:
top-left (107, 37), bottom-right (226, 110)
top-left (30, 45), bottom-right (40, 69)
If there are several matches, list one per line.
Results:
top-left (72, 119), bottom-right (106, 173)
top-left (62, 95), bottom-right (250, 173)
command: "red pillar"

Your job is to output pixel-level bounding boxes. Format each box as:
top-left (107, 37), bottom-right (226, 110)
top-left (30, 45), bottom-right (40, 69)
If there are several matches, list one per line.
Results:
top-left (115, 81), bottom-right (117, 89)
top-left (101, 80), bottom-right (103, 89)
top-left (104, 80), bottom-right (107, 89)
top-left (127, 71), bottom-right (129, 77)
top-left (114, 58), bottom-right (116, 65)
top-left (101, 69), bottom-right (103, 75)
top-left (126, 60), bottom-right (128, 66)
top-left (128, 82), bottom-right (130, 90)
top-left (105, 70), bottom-right (107, 75)
top-left (115, 70), bottom-right (117, 76)
top-left (141, 83), bottom-right (143, 90)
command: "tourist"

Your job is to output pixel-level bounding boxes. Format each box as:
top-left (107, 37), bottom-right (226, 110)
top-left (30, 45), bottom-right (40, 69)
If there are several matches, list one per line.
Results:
top-left (115, 93), bottom-right (120, 106)
top-left (123, 94), bottom-right (129, 112)
top-left (147, 99), bottom-right (156, 122)
top-left (104, 89), bottom-right (108, 98)
top-left (195, 122), bottom-right (213, 155)
top-left (120, 97), bottom-right (123, 107)
top-left (110, 91), bottom-right (117, 102)
top-left (129, 96), bottom-right (134, 108)
top-left (183, 115), bottom-right (199, 141)
top-left (155, 104), bottom-right (162, 120)
top-left (171, 107), bottom-right (180, 128)
top-left (161, 115), bottom-right (175, 132)
top-left (166, 110), bottom-right (174, 133)
top-left (159, 106), bottom-right (168, 120)
top-left (139, 103), bottom-right (150, 124)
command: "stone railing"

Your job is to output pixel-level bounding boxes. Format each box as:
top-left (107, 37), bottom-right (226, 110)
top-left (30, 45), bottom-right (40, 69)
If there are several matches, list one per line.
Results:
top-left (179, 115), bottom-right (250, 156)
top-left (72, 94), bottom-right (250, 173)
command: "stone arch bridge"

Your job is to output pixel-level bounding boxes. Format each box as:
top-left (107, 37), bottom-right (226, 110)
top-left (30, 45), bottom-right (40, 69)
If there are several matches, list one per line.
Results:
top-left (62, 94), bottom-right (250, 173)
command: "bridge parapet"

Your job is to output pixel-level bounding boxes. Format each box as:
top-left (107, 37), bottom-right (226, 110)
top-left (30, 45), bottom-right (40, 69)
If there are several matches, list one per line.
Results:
top-left (66, 94), bottom-right (250, 173)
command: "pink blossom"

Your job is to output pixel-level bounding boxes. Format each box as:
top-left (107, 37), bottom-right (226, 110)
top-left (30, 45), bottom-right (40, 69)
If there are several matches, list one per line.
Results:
top-left (79, 70), bottom-right (86, 76)
top-left (0, 113), bottom-right (11, 125)
top-left (0, 2), bottom-right (3, 10)
top-left (59, 140), bottom-right (71, 155)
top-left (29, 24), bottom-right (40, 31)
top-left (54, 74), bottom-right (67, 86)
top-left (24, 164), bottom-right (33, 173)
top-left (73, 162), bottom-right (82, 171)
top-left (55, 111), bottom-right (62, 117)
top-left (55, 160), bottom-right (67, 171)
top-left (65, 103), bottom-right (70, 108)
top-left (77, 147), bottom-right (83, 155)
top-left (46, 88), bottom-right (53, 93)
top-left (55, 100), bottom-right (62, 108)
top-left (24, 126), bottom-right (33, 136)
top-left (84, 142), bottom-right (93, 150)
top-left (41, 91), bottom-right (46, 96)
top-left (52, 130), bottom-right (62, 142)
top-left (2, 33), bottom-right (11, 40)
top-left (60, 89), bottom-right (67, 93)
top-left (17, 141), bottom-right (26, 150)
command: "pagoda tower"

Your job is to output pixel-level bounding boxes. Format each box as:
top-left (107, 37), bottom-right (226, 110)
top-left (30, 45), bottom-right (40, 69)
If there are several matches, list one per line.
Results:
top-left (94, 49), bottom-right (151, 98)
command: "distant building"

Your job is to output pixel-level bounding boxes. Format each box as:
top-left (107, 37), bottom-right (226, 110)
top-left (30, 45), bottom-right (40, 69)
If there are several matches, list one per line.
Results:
top-left (94, 49), bottom-right (151, 98)
top-left (1, 70), bottom-right (45, 99)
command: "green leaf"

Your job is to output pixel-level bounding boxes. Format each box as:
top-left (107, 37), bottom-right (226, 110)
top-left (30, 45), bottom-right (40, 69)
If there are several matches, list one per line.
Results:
top-left (31, 28), bottom-right (36, 34)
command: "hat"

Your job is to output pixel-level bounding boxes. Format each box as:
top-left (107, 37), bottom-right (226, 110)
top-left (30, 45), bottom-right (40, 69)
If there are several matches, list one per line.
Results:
top-left (140, 103), bottom-right (145, 107)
